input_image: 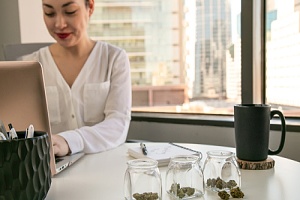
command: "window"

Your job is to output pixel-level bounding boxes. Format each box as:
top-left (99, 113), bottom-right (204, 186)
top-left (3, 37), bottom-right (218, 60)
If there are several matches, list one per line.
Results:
top-left (88, 0), bottom-right (300, 119)
top-left (265, 0), bottom-right (300, 117)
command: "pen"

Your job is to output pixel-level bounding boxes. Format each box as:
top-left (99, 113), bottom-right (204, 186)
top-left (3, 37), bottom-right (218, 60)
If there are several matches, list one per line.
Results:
top-left (0, 120), bottom-right (9, 139)
top-left (140, 143), bottom-right (148, 155)
top-left (0, 132), bottom-right (7, 140)
top-left (27, 124), bottom-right (34, 138)
top-left (8, 123), bottom-right (18, 140)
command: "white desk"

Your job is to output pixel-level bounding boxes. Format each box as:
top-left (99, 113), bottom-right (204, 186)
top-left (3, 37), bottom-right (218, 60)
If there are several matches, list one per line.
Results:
top-left (45, 143), bottom-right (300, 200)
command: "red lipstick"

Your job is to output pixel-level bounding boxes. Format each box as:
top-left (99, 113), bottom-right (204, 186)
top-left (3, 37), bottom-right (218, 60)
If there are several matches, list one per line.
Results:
top-left (57, 33), bottom-right (70, 39)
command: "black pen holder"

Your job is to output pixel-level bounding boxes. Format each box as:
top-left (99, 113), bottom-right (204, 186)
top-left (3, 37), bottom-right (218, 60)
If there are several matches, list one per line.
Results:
top-left (0, 131), bottom-right (51, 200)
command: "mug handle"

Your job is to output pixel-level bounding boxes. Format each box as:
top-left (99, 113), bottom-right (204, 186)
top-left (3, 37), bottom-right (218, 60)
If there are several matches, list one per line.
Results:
top-left (268, 110), bottom-right (286, 155)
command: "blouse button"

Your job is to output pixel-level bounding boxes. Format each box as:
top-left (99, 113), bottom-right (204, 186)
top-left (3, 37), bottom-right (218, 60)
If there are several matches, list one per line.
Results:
top-left (71, 114), bottom-right (75, 118)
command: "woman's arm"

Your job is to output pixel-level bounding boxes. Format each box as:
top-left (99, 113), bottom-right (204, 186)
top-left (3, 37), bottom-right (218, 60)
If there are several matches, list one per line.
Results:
top-left (59, 49), bottom-right (132, 154)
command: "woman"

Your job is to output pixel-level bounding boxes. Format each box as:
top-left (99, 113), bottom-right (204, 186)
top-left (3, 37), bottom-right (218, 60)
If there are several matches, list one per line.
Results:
top-left (21, 0), bottom-right (131, 156)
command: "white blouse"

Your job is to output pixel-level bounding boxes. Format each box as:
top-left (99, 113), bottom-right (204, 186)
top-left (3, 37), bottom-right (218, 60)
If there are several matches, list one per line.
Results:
top-left (20, 41), bottom-right (132, 154)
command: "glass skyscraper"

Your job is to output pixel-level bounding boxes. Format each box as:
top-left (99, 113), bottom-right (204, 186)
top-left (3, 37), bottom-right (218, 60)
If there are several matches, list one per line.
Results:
top-left (193, 0), bottom-right (232, 100)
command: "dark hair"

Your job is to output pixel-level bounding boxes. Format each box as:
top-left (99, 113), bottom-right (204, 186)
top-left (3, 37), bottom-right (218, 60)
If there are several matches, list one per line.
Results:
top-left (85, 0), bottom-right (89, 7)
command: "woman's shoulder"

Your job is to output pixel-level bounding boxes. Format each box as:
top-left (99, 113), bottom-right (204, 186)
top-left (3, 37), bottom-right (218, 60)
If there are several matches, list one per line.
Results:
top-left (95, 41), bottom-right (125, 54)
top-left (18, 46), bottom-right (50, 61)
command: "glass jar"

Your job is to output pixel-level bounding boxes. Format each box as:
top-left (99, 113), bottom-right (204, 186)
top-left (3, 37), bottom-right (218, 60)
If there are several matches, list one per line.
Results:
top-left (165, 155), bottom-right (204, 199)
top-left (203, 150), bottom-right (241, 192)
top-left (124, 159), bottom-right (162, 200)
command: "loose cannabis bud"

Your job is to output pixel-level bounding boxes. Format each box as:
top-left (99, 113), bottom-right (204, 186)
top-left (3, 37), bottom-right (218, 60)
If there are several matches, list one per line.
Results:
top-left (218, 191), bottom-right (230, 200)
top-left (210, 178), bottom-right (245, 199)
top-left (133, 192), bottom-right (159, 200)
top-left (230, 187), bottom-right (244, 198)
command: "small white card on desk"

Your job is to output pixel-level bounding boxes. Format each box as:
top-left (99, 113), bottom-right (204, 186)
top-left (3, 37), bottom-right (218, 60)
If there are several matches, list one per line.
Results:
top-left (128, 143), bottom-right (201, 166)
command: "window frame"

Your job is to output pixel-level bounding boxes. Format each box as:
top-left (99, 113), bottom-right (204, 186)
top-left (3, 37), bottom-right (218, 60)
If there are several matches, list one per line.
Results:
top-left (131, 0), bottom-right (300, 133)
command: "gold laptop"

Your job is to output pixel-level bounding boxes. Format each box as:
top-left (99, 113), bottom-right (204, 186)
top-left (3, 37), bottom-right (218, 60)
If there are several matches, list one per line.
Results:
top-left (0, 61), bottom-right (84, 176)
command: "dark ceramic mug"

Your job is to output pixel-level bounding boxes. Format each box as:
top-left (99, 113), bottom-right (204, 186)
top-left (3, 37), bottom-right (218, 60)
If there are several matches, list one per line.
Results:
top-left (234, 104), bottom-right (286, 161)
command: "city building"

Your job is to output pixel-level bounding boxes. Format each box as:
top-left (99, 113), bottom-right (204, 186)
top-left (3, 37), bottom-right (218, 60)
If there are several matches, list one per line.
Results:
top-left (266, 0), bottom-right (300, 108)
top-left (193, 0), bottom-right (232, 100)
top-left (88, 0), bottom-right (188, 107)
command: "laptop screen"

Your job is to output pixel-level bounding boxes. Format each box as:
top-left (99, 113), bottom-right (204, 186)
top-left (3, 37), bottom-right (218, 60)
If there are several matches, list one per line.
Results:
top-left (0, 61), bottom-right (55, 175)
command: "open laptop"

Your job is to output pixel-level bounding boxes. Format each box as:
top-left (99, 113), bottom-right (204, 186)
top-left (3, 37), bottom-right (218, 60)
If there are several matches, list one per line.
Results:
top-left (0, 61), bottom-right (84, 176)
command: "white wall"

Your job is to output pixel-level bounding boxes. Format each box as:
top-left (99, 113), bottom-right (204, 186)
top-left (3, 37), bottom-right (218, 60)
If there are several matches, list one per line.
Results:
top-left (128, 121), bottom-right (300, 162)
top-left (0, 0), bottom-right (21, 60)
top-left (18, 0), bottom-right (54, 43)
top-left (0, 0), bottom-right (54, 60)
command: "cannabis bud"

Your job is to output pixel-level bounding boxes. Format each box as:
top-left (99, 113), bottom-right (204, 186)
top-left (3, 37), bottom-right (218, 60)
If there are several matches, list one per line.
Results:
top-left (169, 183), bottom-right (195, 198)
top-left (217, 187), bottom-right (245, 199)
top-left (218, 190), bottom-right (230, 200)
top-left (230, 187), bottom-right (244, 198)
top-left (133, 192), bottom-right (159, 200)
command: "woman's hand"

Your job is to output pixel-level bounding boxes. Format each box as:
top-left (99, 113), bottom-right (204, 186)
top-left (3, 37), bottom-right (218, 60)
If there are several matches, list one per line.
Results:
top-left (52, 134), bottom-right (71, 156)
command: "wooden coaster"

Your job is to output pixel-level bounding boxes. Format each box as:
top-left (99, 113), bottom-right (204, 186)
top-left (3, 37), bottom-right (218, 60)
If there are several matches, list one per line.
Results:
top-left (236, 157), bottom-right (275, 170)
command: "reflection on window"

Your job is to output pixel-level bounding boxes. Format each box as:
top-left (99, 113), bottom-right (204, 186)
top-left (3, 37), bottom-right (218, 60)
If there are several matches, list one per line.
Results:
top-left (89, 0), bottom-right (241, 115)
top-left (266, 0), bottom-right (300, 117)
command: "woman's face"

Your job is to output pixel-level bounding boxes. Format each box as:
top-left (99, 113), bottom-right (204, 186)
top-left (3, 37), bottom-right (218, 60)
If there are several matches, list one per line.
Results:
top-left (42, 0), bottom-right (94, 47)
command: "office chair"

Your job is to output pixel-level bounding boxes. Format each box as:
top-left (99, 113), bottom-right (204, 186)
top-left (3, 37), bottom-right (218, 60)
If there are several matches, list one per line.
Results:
top-left (2, 42), bottom-right (52, 61)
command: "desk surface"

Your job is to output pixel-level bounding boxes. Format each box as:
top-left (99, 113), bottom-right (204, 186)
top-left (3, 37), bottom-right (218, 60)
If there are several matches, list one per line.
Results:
top-left (45, 143), bottom-right (300, 200)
